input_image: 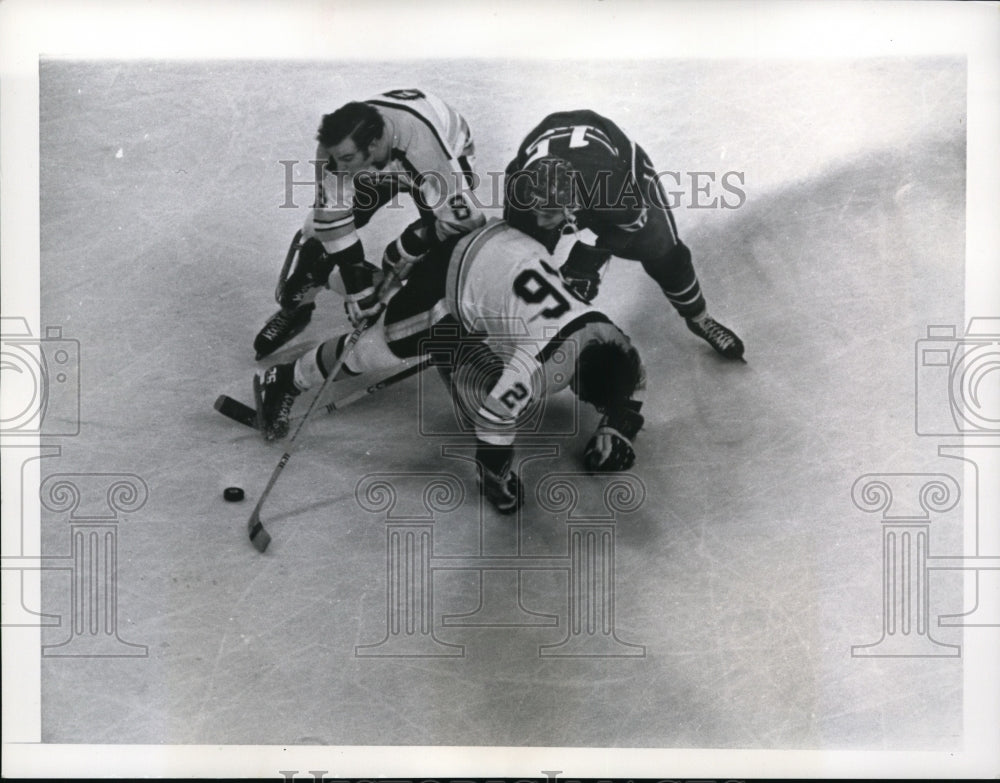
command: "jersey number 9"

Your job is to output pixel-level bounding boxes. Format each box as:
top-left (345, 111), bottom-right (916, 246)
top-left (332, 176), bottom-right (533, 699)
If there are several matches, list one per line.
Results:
top-left (513, 265), bottom-right (571, 319)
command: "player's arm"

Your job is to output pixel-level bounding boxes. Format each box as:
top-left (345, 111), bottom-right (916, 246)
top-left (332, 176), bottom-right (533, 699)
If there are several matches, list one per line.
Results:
top-left (392, 114), bottom-right (483, 243)
top-left (584, 400), bottom-right (645, 472)
top-left (418, 167), bottom-right (484, 244)
top-left (574, 323), bottom-right (647, 472)
top-left (305, 160), bottom-right (384, 325)
top-left (380, 219), bottom-right (430, 283)
top-left (378, 161), bottom-right (483, 286)
top-left (559, 242), bottom-right (612, 303)
top-left (307, 148), bottom-right (361, 254)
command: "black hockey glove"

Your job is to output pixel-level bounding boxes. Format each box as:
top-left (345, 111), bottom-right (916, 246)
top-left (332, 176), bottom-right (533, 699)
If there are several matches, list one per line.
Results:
top-left (381, 220), bottom-right (428, 281)
top-left (583, 400), bottom-right (644, 472)
top-left (559, 242), bottom-right (612, 304)
top-left (475, 440), bottom-right (524, 515)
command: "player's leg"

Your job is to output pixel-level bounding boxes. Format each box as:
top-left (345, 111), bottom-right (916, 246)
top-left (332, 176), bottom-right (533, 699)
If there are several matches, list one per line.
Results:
top-left (447, 337), bottom-right (522, 515)
top-left (597, 148), bottom-right (745, 361)
top-left (253, 233), bottom-right (332, 360)
top-left (254, 178), bottom-right (401, 361)
top-left (254, 245), bottom-right (452, 440)
top-left (254, 320), bottom-right (406, 441)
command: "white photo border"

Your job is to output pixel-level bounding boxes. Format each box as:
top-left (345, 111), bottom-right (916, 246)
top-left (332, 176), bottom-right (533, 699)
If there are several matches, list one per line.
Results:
top-left (2, 0), bottom-right (998, 778)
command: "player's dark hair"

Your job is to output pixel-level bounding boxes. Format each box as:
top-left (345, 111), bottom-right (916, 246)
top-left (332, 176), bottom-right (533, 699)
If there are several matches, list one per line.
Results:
top-left (317, 102), bottom-right (385, 151)
top-left (574, 339), bottom-right (643, 412)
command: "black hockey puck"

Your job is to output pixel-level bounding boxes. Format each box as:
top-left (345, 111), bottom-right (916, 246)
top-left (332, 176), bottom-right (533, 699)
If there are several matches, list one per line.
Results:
top-left (223, 486), bottom-right (245, 502)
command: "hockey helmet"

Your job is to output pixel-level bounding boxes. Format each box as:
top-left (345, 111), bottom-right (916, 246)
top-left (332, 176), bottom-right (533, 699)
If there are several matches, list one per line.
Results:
top-left (512, 155), bottom-right (581, 230)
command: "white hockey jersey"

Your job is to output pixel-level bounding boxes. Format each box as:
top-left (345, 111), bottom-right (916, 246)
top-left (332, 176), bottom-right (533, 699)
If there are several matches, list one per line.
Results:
top-left (307, 89), bottom-right (483, 254)
top-left (445, 219), bottom-right (633, 445)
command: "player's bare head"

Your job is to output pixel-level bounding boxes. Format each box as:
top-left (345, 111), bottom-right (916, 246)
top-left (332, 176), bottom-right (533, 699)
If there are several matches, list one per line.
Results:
top-left (317, 102), bottom-right (387, 174)
top-left (573, 337), bottom-right (644, 412)
top-left (510, 156), bottom-right (581, 231)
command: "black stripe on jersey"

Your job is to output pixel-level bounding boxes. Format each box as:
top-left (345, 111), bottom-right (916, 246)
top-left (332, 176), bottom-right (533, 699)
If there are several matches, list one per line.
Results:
top-left (535, 311), bottom-right (614, 365)
top-left (367, 99), bottom-right (454, 164)
top-left (390, 148), bottom-right (420, 180)
top-left (389, 149), bottom-right (431, 211)
top-left (448, 221), bottom-right (508, 326)
top-left (457, 155), bottom-right (474, 188)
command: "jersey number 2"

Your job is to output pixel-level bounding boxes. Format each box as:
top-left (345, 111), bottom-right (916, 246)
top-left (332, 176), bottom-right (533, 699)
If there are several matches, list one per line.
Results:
top-left (499, 382), bottom-right (529, 410)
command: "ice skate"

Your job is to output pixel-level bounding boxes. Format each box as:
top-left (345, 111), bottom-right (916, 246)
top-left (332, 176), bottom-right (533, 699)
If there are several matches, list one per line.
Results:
top-left (686, 315), bottom-right (746, 362)
top-left (254, 303), bottom-right (316, 360)
top-left (480, 467), bottom-right (524, 515)
top-left (253, 363), bottom-right (300, 440)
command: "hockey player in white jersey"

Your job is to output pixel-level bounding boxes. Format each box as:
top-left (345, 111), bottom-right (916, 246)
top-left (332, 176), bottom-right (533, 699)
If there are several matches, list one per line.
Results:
top-left (254, 214), bottom-right (646, 514)
top-left (253, 88), bottom-right (485, 360)
top-left (437, 219), bottom-right (647, 511)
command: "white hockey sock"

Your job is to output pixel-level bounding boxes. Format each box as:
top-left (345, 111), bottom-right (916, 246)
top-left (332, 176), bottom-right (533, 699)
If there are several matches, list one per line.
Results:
top-left (344, 326), bottom-right (402, 375)
top-left (293, 346), bottom-right (325, 391)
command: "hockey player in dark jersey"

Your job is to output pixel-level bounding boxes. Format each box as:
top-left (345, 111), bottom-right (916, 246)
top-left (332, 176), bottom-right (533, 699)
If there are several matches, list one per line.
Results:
top-left (253, 89), bottom-right (484, 360)
top-left (503, 109), bottom-right (745, 361)
top-left (254, 217), bottom-right (646, 515)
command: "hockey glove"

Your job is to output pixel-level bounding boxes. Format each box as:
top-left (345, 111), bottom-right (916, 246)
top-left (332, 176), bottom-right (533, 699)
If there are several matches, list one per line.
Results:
top-left (381, 221), bottom-right (427, 282)
top-left (475, 441), bottom-right (524, 515)
top-left (340, 259), bottom-right (385, 327)
top-left (583, 401), bottom-right (644, 472)
top-left (559, 242), bottom-right (612, 304)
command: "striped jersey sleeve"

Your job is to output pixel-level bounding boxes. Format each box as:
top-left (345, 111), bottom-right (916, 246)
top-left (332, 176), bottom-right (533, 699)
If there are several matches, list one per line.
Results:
top-left (307, 152), bottom-right (359, 254)
top-left (367, 90), bottom-right (484, 241)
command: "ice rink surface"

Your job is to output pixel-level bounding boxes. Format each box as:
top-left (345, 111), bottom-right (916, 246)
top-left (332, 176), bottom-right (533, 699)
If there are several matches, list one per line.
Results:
top-left (34, 58), bottom-right (969, 749)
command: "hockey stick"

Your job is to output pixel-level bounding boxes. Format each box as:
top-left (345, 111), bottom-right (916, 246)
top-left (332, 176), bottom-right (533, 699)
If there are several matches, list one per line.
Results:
top-left (246, 317), bottom-right (372, 552)
top-left (214, 356), bottom-right (431, 429)
top-left (246, 266), bottom-right (407, 552)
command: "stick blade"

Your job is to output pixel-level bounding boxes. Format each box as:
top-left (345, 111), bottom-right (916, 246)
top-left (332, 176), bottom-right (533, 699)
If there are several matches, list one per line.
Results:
top-left (215, 394), bottom-right (260, 429)
top-left (248, 511), bottom-right (271, 552)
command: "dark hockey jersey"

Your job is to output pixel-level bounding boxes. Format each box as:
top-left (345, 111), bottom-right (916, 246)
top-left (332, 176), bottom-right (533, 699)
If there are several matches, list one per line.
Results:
top-left (504, 109), bottom-right (651, 250)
